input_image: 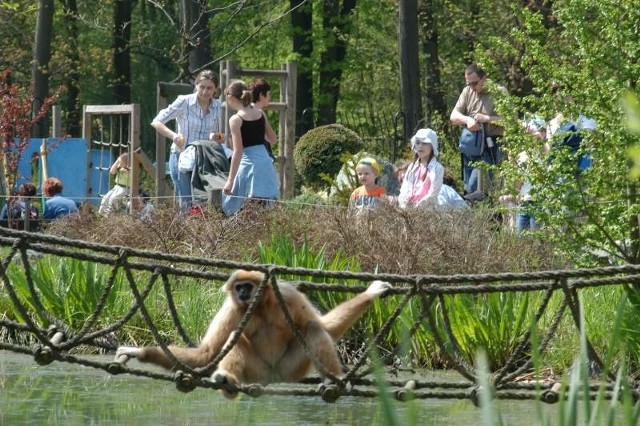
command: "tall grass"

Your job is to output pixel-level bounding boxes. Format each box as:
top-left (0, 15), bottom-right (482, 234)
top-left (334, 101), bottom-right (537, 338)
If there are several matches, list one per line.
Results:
top-left (0, 255), bottom-right (226, 346)
top-left (257, 233), bottom-right (363, 309)
top-left (364, 296), bottom-right (640, 426)
top-left (2, 256), bottom-right (125, 329)
top-left (471, 295), bottom-right (640, 425)
top-left (445, 292), bottom-right (535, 367)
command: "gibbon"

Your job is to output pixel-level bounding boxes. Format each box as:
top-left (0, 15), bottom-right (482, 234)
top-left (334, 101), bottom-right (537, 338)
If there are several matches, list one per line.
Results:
top-left (116, 269), bottom-right (390, 398)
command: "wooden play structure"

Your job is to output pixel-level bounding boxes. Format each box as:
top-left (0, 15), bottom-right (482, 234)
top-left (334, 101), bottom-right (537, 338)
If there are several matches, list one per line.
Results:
top-left (81, 104), bottom-right (155, 213)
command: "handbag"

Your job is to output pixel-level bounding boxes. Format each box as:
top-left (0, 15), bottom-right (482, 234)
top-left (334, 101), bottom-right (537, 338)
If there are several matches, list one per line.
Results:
top-left (458, 126), bottom-right (484, 157)
top-left (178, 144), bottom-right (196, 172)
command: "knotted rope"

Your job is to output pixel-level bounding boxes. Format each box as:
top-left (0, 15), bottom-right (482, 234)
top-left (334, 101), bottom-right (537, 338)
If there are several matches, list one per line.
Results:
top-left (1, 227), bottom-right (638, 403)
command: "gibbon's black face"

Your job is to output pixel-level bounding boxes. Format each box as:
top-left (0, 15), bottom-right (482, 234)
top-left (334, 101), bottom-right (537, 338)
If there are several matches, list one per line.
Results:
top-left (234, 281), bottom-right (255, 303)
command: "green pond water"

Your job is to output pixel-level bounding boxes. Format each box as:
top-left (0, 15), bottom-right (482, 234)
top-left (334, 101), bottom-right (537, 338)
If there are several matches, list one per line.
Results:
top-left (0, 351), bottom-right (621, 425)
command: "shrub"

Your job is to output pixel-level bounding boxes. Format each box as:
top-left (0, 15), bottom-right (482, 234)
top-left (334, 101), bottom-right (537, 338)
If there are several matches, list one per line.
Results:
top-left (287, 189), bottom-right (326, 209)
top-left (294, 124), bottom-right (364, 191)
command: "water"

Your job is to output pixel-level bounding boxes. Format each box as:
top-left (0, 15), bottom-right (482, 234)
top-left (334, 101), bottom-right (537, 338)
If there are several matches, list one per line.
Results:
top-left (0, 351), bottom-right (616, 425)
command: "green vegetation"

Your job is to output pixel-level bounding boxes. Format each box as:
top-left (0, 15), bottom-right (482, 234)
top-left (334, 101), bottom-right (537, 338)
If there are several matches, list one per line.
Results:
top-left (0, 207), bottom-right (637, 379)
top-left (293, 123), bottom-right (364, 191)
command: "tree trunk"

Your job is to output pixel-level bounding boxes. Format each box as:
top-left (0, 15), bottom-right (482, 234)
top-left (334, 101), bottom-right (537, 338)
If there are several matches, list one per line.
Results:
top-left (291, 0), bottom-right (313, 136)
top-left (420, 0), bottom-right (446, 131)
top-left (317, 0), bottom-right (356, 126)
top-left (113, 0), bottom-right (132, 104)
top-left (398, 0), bottom-right (421, 138)
top-left (61, 0), bottom-right (81, 136)
top-left (188, 0), bottom-right (211, 73)
top-left (180, 0), bottom-right (211, 78)
top-left (32, 0), bottom-right (54, 138)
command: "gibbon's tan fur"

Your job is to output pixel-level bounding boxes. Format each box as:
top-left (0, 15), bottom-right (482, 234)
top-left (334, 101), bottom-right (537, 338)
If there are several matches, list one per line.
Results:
top-left (116, 269), bottom-right (390, 398)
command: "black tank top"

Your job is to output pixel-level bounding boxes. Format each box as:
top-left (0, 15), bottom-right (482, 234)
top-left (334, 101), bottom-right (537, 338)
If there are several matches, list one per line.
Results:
top-left (240, 115), bottom-right (265, 148)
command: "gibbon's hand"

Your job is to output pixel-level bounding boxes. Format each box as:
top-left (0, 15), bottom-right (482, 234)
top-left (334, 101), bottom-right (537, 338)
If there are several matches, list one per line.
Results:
top-left (366, 281), bottom-right (391, 297)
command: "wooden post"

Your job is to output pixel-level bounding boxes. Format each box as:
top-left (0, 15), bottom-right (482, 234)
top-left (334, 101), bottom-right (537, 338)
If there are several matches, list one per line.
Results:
top-left (223, 60), bottom-right (239, 152)
top-left (283, 62), bottom-right (297, 199)
top-left (81, 105), bottom-right (92, 203)
top-left (51, 106), bottom-right (62, 138)
top-left (155, 82), bottom-right (168, 204)
top-left (278, 64), bottom-right (287, 194)
top-left (129, 103), bottom-right (140, 214)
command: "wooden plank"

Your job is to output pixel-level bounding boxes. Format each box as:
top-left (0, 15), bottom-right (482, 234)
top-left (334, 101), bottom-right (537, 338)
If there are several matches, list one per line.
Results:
top-left (134, 150), bottom-right (156, 179)
top-left (158, 82), bottom-right (193, 99)
top-left (84, 105), bottom-right (137, 114)
top-left (234, 68), bottom-right (288, 78)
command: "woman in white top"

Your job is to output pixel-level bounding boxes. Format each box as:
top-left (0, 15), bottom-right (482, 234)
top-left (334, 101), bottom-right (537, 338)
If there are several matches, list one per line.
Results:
top-left (151, 70), bottom-right (222, 211)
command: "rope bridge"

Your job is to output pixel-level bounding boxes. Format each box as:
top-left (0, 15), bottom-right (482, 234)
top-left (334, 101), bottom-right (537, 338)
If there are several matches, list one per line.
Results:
top-left (0, 227), bottom-right (638, 404)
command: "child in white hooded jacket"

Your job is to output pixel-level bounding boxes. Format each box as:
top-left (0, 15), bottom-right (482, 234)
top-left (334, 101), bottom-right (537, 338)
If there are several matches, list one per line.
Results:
top-left (397, 128), bottom-right (444, 208)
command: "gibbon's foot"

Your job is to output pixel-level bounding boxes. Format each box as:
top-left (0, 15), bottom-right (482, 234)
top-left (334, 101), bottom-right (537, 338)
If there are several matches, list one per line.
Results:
top-left (115, 346), bottom-right (141, 359)
top-left (212, 369), bottom-right (239, 399)
top-left (365, 280), bottom-right (391, 297)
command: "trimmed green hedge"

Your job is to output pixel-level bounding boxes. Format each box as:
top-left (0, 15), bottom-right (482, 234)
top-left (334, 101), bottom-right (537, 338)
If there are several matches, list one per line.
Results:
top-left (294, 124), bottom-right (364, 190)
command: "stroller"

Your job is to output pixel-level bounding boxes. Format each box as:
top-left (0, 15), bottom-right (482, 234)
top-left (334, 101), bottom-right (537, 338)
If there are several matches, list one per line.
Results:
top-left (187, 140), bottom-right (230, 215)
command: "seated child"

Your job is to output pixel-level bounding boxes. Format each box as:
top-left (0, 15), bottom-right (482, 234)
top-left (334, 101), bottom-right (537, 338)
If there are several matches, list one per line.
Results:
top-left (438, 169), bottom-right (468, 209)
top-left (0, 182), bottom-right (40, 231)
top-left (99, 152), bottom-right (130, 216)
top-left (349, 157), bottom-right (386, 210)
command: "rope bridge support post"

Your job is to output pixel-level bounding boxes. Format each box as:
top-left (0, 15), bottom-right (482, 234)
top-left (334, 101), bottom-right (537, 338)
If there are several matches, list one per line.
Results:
top-left (395, 380), bottom-right (416, 401)
top-left (32, 325), bottom-right (66, 366)
top-left (542, 382), bottom-right (562, 404)
top-left (107, 353), bottom-right (130, 375)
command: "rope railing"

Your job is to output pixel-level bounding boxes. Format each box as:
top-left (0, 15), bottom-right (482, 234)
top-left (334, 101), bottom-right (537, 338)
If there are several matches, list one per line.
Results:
top-left (0, 226), bottom-right (638, 404)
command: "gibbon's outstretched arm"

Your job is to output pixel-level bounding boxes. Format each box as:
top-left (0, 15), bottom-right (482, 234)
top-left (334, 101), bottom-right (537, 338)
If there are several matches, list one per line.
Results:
top-left (321, 280), bottom-right (389, 341)
top-left (116, 270), bottom-right (270, 371)
top-left (116, 291), bottom-right (246, 370)
top-left (116, 275), bottom-right (250, 370)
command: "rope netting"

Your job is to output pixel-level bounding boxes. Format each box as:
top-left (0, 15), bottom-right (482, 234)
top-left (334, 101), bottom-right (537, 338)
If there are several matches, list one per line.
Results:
top-left (0, 226), bottom-right (639, 404)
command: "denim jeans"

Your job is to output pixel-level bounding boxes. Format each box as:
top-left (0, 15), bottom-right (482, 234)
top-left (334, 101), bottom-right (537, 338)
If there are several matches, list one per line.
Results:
top-left (516, 202), bottom-right (537, 234)
top-left (462, 142), bottom-right (501, 193)
top-left (169, 151), bottom-right (192, 211)
top-left (169, 151), bottom-right (180, 200)
top-left (178, 171), bottom-right (193, 211)
top-left (462, 155), bottom-right (481, 193)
